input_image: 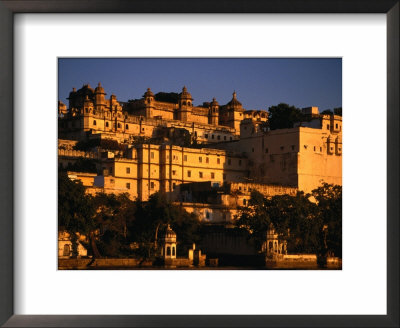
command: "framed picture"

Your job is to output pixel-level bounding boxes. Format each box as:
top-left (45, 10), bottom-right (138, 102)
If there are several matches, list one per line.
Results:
top-left (1, 1), bottom-right (398, 327)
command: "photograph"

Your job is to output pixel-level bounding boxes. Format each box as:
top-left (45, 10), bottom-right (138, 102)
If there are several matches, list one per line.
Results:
top-left (58, 58), bottom-right (342, 270)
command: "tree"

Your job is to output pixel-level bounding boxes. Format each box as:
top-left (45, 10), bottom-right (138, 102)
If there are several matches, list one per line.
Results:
top-left (267, 103), bottom-right (304, 130)
top-left (312, 183), bottom-right (342, 258)
top-left (235, 183), bottom-right (342, 262)
top-left (58, 171), bottom-right (95, 257)
top-left (321, 109), bottom-right (333, 115)
top-left (128, 192), bottom-right (201, 260)
top-left (91, 192), bottom-right (136, 258)
top-left (333, 107), bottom-right (342, 116)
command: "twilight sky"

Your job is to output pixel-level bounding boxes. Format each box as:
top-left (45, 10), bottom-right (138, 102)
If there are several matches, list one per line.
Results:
top-left (58, 58), bottom-right (342, 111)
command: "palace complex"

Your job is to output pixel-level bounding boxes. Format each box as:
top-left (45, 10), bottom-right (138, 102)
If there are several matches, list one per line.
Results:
top-left (58, 83), bottom-right (342, 223)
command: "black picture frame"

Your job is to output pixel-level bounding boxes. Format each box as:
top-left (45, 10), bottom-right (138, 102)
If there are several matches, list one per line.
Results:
top-left (0, 1), bottom-right (398, 327)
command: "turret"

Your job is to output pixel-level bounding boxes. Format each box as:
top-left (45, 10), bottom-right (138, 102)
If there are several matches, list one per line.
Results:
top-left (67, 87), bottom-right (77, 109)
top-left (178, 86), bottom-right (193, 121)
top-left (143, 88), bottom-right (155, 118)
top-left (209, 97), bottom-right (219, 125)
top-left (94, 82), bottom-right (106, 110)
top-left (223, 91), bottom-right (244, 132)
top-left (83, 95), bottom-right (93, 114)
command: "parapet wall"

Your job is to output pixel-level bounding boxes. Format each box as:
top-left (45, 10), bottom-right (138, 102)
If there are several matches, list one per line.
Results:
top-left (228, 182), bottom-right (297, 196)
top-left (58, 149), bottom-right (99, 159)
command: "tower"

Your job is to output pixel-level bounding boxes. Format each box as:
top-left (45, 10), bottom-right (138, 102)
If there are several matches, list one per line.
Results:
top-left (224, 91), bottom-right (244, 132)
top-left (209, 97), bottom-right (219, 125)
top-left (266, 223), bottom-right (279, 258)
top-left (161, 224), bottom-right (177, 259)
top-left (178, 86), bottom-right (193, 122)
top-left (94, 82), bottom-right (106, 111)
top-left (143, 87), bottom-right (155, 118)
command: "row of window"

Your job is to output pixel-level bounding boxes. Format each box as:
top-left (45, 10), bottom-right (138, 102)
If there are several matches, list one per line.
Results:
top-left (203, 133), bottom-right (233, 141)
top-left (186, 171), bottom-right (226, 180)
top-left (126, 181), bottom-right (156, 190)
top-left (327, 123), bottom-right (341, 130)
top-left (93, 120), bottom-right (129, 130)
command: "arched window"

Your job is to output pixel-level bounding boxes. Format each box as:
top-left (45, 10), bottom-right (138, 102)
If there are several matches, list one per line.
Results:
top-left (106, 122), bottom-right (109, 127)
top-left (172, 247), bottom-right (175, 256)
top-left (182, 101), bottom-right (186, 106)
top-left (268, 242), bottom-right (273, 250)
top-left (63, 244), bottom-right (70, 256)
top-left (117, 123), bottom-right (121, 128)
top-left (125, 124), bottom-right (129, 130)
top-left (166, 246), bottom-right (171, 256)
top-left (188, 102), bottom-right (191, 106)
top-left (93, 120), bottom-right (97, 126)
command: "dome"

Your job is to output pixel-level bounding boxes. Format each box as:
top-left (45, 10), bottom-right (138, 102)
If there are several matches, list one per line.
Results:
top-left (226, 91), bottom-right (243, 109)
top-left (211, 97), bottom-right (219, 106)
top-left (163, 224), bottom-right (177, 242)
top-left (144, 87), bottom-right (154, 98)
top-left (67, 87), bottom-right (77, 99)
top-left (95, 82), bottom-right (106, 94)
top-left (81, 84), bottom-right (94, 92)
top-left (179, 86), bottom-right (192, 99)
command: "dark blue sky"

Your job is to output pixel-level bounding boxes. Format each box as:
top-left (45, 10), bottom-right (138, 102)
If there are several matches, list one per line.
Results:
top-left (58, 58), bottom-right (341, 111)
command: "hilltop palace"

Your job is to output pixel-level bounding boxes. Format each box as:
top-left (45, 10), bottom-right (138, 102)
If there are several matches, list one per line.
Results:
top-left (58, 83), bottom-right (342, 223)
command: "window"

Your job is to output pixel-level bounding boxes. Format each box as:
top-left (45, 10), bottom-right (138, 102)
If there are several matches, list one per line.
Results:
top-left (313, 146), bottom-right (316, 151)
top-left (265, 148), bottom-right (269, 153)
top-left (320, 147), bottom-right (322, 152)
top-left (206, 157), bottom-right (209, 164)
top-left (212, 135), bottom-right (214, 139)
top-left (199, 157), bottom-right (202, 163)
top-left (173, 183), bottom-right (176, 189)
top-left (206, 212), bottom-right (210, 219)
top-left (63, 244), bottom-right (70, 256)
top-left (106, 122), bottom-right (109, 127)
top-left (291, 145), bottom-right (295, 151)
top-left (223, 173), bottom-right (227, 180)
top-left (327, 124), bottom-right (330, 130)
top-left (228, 159), bottom-right (231, 165)
top-left (243, 199), bottom-right (247, 206)
top-left (126, 183), bottom-right (130, 189)
top-left (117, 123), bottom-right (121, 128)
top-left (336, 123), bottom-right (338, 129)
top-left (211, 172), bottom-right (215, 179)
top-left (199, 172), bottom-right (203, 178)
top-left (167, 246), bottom-right (171, 256)
top-left (141, 127), bottom-right (144, 131)
top-left (172, 247), bottom-right (175, 256)
top-left (239, 160), bottom-right (242, 166)
top-left (93, 120), bottom-right (97, 126)
top-left (217, 158), bottom-right (220, 164)
top-left (217, 135), bottom-right (221, 140)
top-left (125, 124), bottom-right (129, 130)
top-left (187, 170), bottom-right (191, 177)
top-left (126, 167), bottom-right (130, 174)
top-left (230, 137), bottom-right (233, 141)
top-left (205, 134), bottom-right (208, 138)
top-left (172, 170), bottom-right (176, 176)
top-left (184, 155), bottom-right (187, 161)
top-left (224, 136), bottom-right (227, 140)
top-left (252, 148), bottom-right (254, 153)
top-left (280, 146), bottom-right (284, 151)
top-left (150, 181), bottom-right (154, 189)
top-left (151, 152), bottom-right (154, 159)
